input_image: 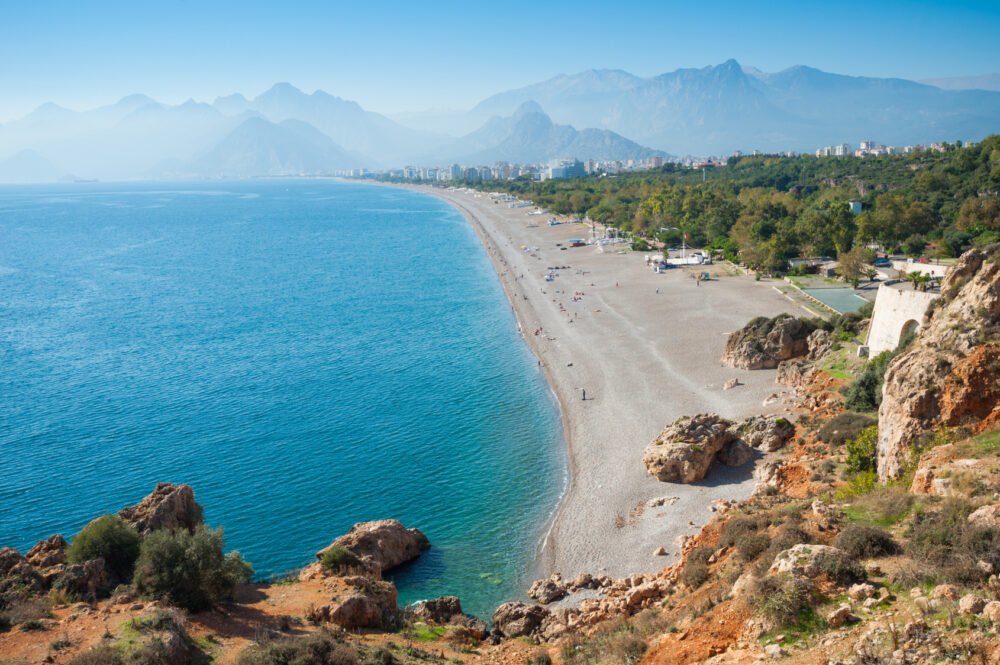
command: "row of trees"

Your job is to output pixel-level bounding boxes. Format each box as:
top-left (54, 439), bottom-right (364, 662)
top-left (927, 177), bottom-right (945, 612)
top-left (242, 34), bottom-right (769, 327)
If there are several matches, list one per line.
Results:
top-left (460, 135), bottom-right (1000, 273)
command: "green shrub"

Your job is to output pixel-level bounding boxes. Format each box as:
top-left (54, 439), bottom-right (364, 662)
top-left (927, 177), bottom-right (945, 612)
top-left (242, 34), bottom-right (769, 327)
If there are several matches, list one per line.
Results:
top-left (907, 499), bottom-right (1000, 584)
top-left (364, 648), bottom-right (395, 665)
top-left (530, 653), bottom-right (552, 665)
top-left (237, 632), bottom-right (359, 665)
top-left (833, 523), bottom-right (899, 559)
top-left (844, 350), bottom-right (896, 412)
top-left (681, 546), bottom-right (713, 588)
top-left (320, 546), bottom-right (361, 573)
top-left (71, 645), bottom-right (125, 665)
top-left (0, 598), bottom-right (50, 628)
top-left (18, 619), bottom-right (44, 631)
top-left (815, 552), bottom-right (866, 584)
top-left (719, 515), bottom-right (768, 548)
top-left (133, 525), bottom-right (252, 612)
top-left (845, 425), bottom-right (879, 474)
top-left (817, 412), bottom-right (876, 447)
top-left (66, 515), bottom-right (142, 582)
top-left (736, 533), bottom-right (770, 562)
top-left (746, 575), bottom-right (815, 629)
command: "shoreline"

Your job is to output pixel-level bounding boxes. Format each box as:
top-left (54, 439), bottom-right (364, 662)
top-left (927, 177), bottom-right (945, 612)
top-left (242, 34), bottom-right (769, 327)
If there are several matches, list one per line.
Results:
top-left (367, 181), bottom-right (802, 583)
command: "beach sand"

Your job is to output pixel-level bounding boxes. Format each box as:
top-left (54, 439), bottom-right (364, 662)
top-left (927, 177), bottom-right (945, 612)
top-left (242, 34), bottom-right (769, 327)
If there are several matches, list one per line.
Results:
top-left (387, 184), bottom-right (814, 584)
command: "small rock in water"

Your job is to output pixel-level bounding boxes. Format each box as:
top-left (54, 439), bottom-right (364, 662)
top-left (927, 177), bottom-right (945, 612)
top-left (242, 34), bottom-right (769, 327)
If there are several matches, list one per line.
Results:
top-left (654, 547), bottom-right (667, 556)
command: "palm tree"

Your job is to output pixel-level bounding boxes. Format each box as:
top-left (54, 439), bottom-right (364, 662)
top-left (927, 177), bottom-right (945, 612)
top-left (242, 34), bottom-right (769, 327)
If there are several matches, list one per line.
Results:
top-left (914, 273), bottom-right (931, 292)
top-left (864, 268), bottom-right (878, 282)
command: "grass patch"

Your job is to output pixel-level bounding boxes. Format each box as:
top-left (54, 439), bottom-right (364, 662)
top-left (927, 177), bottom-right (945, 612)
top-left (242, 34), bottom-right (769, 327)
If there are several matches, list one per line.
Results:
top-left (842, 486), bottom-right (917, 526)
top-left (407, 623), bottom-right (446, 642)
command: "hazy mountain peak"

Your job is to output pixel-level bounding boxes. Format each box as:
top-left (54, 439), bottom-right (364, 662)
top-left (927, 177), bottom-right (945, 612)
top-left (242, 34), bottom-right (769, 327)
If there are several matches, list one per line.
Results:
top-left (513, 100), bottom-right (545, 117)
top-left (255, 82), bottom-right (307, 103)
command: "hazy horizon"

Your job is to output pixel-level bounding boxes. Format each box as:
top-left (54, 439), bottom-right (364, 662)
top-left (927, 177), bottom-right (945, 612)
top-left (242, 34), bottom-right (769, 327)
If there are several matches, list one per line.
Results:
top-left (3, 0), bottom-right (1000, 123)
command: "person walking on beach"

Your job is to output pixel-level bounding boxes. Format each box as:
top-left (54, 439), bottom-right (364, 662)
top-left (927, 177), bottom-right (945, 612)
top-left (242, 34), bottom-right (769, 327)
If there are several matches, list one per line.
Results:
top-left (582, 388), bottom-right (586, 400)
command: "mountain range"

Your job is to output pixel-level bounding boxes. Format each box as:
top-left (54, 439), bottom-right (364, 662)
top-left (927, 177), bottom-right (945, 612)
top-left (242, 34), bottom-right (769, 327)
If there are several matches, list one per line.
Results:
top-left (2, 60), bottom-right (999, 182)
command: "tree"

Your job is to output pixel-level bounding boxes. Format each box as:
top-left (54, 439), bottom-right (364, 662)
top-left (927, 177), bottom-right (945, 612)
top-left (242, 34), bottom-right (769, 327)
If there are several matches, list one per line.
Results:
top-left (863, 268), bottom-right (878, 282)
top-left (67, 515), bottom-right (141, 582)
top-left (837, 246), bottom-right (867, 288)
top-left (133, 525), bottom-right (252, 612)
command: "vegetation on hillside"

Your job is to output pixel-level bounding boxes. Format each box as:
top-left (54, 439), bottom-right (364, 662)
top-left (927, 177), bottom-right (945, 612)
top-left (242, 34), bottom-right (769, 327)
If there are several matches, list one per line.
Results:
top-left (455, 137), bottom-right (1000, 272)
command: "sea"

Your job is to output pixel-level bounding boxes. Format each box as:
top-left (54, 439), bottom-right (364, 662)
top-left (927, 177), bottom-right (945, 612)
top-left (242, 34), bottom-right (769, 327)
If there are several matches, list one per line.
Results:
top-left (0, 179), bottom-right (566, 619)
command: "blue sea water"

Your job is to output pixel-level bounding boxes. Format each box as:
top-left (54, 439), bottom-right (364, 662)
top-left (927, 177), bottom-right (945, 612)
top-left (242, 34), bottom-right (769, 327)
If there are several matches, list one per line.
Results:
top-left (0, 179), bottom-right (566, 619)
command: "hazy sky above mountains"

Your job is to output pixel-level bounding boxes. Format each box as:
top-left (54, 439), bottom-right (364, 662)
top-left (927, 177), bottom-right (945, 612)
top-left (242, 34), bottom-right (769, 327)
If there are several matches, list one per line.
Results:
top-left (3, 0), bottom-right (999, 122)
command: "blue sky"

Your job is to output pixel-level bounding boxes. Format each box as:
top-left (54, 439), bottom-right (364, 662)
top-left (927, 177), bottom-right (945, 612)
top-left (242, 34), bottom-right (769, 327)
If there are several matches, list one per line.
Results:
top-left (2, 0), bottom-right (999, 121)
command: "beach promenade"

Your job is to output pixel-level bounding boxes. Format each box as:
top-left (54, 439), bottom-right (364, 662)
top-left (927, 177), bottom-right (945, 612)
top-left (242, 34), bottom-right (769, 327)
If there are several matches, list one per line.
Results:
top-left (400, 185), bottom-right (808, 583)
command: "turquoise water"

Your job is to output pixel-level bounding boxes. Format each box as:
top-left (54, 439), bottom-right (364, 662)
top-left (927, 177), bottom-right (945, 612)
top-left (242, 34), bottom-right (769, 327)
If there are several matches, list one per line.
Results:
top-left (0, 180), bottom-right (565, 619)
top-left (802, 288), bottom-right (870, 313)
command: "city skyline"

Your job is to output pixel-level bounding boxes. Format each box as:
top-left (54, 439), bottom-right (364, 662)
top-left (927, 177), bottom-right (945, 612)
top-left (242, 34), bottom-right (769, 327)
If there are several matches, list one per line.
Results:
top-left (3, 0), bottom-right (1000, 122)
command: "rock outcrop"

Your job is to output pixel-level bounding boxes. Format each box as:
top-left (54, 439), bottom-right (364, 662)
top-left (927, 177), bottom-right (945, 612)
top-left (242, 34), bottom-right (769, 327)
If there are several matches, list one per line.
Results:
top-left (491, 602), bottom-right (551, 639)
top-left (642, 414), bottom-right (737, 483)
top-left (412, 596), bottom-right (488, 638)
top-left (968, 504), bottom-right (1000, 528)
top-left (807, 329), bottom-right (834, 360)
top-left (317, 519), bottom-right (430, 575)
top-left (768, 544), bottom-right (859, 580)
top-left (878, 247), bottom-right (1000, 480)
top-left (118, 483), bottom-right (204, 535)
top-left (722, 314), bottom-right (816, 370)
top-left (25, 534), bottom-right (68, 568)
top-left (776, 359), bottom-right (817, 389)
top-left (738, 415), bottom-right (795, 452)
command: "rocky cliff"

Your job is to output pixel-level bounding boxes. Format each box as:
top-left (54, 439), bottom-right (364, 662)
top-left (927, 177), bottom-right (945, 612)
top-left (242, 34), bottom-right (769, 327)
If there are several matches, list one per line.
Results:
top-left (721, 314), bottom-right (818, 369)
top-left (878, 246), bottom-right (1000, 480)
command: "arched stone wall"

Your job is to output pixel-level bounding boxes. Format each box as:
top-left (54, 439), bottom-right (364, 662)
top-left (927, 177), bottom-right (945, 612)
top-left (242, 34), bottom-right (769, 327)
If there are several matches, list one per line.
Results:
top-left (866, 284), bottom-right (939, 354)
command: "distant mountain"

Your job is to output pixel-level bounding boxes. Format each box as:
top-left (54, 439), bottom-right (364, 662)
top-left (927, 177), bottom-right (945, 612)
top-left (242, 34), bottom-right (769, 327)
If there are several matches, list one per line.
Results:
top-left (160, 117), bottom-right (364, 178)
top-left (436, 101), bottom-right (667, 164)
top-left (217, 83), bottom-right (444, 166)
top-left (920, 73), bottom-right (1000, 92)
top-left (0, 149), bottom-right (63, 183)
top-left (464, 60), bottom-right (1000, 154)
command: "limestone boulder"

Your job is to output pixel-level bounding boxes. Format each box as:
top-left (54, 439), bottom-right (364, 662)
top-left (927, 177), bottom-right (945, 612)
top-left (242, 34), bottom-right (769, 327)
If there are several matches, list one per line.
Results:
top-left (968, 504), bottom-right (1000, 528)
top-left (317, 519), bottom-right (430, 575)
top-left (320, 582), bottom-right (397, 629)
top-left (642, 414), bottom-right (736, 483)
top-left (491, 601), bottom-right (551, 640)
top-left (776, 359), bottom-right (816, 389)
top-left (51, 558), bottom-right (110, 597)
top-left (0, 547), bottom-right (27, 575)
top-left (26, 534), bottom-right (68, 569)
top-left (722, 314), bottom-right (815, 370)
top-left (807, 329), bottom-right (834, 360)
top-left (983, 600), bottom-right (1000, 623)
top-left (412, 596), bottom-right (487, 638)
top-left (827, 603), bottom-right (854, 628)
top-left (959, 594), bottom-right (987, 616)
top-left (118, 483), bottom-right (203, 535)
top-left (527, 578), bottom-right (566, 604)
top-left (738, 415), bottom-right (796, 453)
top-left (768, 544), bottom-right (860, 581)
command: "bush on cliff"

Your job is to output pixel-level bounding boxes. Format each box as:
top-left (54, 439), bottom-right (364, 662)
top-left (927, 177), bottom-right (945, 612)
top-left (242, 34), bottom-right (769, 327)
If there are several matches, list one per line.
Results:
top-left (834, 523), bottom-right (899, 559)
top-left (133, 525), bottom-right (252, 612)
top-left (236, 632), bottom-right (359, 665)
top-left (746, 575), bottom-right (816, 629)
top-left (845, 426), bottom-right (879, 474)
top-left (67, 515), bottom-right (142, 582)
top-left (320, 546), bottom-right (362, 574)
top-left (906, 499), bottom-right (1000, 585)
top-left (818, 412), bottom-right (876, 447)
